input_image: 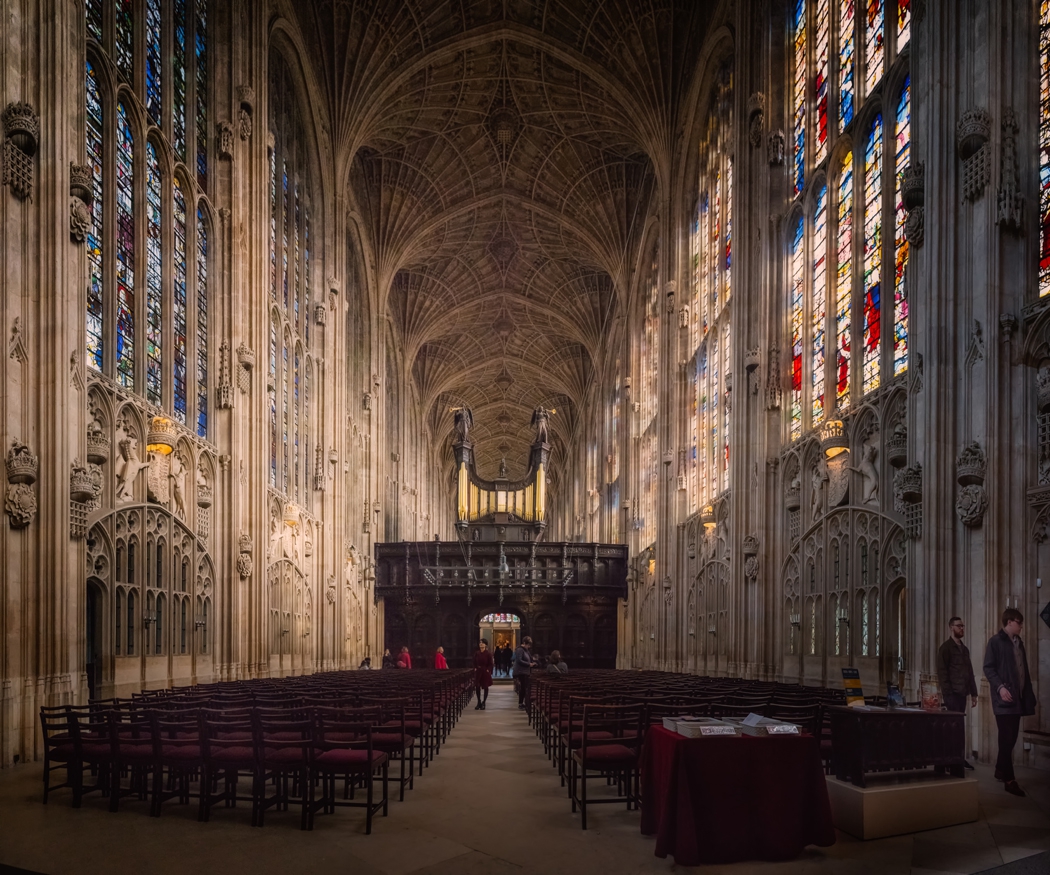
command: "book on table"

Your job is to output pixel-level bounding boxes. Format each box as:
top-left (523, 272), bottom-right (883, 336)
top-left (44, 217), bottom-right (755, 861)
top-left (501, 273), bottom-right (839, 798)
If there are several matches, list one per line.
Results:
top-left (663, 716), bottom-right (740, 737)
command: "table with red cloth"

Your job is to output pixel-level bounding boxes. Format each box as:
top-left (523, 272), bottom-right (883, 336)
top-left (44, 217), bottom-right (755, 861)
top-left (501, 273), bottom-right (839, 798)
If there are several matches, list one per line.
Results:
top-left (640, 725), bottom-right (836, 866)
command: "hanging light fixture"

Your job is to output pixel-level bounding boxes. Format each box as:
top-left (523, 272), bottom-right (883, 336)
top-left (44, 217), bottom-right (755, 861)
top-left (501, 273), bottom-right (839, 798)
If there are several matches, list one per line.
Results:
top-left (145, 416), bottom-right (176, 455)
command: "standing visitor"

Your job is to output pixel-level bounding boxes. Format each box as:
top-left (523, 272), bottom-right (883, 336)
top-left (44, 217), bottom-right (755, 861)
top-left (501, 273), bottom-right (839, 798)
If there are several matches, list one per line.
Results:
top-left (512, 636), bottom-right (535, 711)
top-left (381, 648), bottom-right (396, 669)
top-left (396, 645), bottom-right (413, 669)
top-left (473, 639), bottom-right (494, 710)
top-left (434, 645), bottom-right (448, 669)
top-left (983, 608), bottom-right (1037, 797)
top-left (937, 616), bottom-right (978, 769)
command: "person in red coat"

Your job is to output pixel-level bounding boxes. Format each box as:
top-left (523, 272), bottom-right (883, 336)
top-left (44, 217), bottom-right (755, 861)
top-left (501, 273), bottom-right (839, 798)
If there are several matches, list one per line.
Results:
top-left (473, 639), bottom-right (494, 710)
top-left (396, 646), bottom-right (412, 669)
top-left (434, 646), bottom-right (448, 669)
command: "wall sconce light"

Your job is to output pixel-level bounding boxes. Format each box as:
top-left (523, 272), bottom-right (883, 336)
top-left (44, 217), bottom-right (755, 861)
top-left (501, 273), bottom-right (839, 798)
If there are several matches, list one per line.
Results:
top-left (837, 609), bottom-right (850, 627)
top-left (789, 613), bottom-right (801, 628)
top-left (143, 609), bottom-right (157, 627)
top-left (194, 614), bottom-right (207, 630)
top-left (707, 626), bottom-right (717, 635)
top-left (701, 504), bottom-right (716, 529)
top-left (819, 419), bottom-right (849, 458)
top-left (146, 416), bottom-right (175, 455)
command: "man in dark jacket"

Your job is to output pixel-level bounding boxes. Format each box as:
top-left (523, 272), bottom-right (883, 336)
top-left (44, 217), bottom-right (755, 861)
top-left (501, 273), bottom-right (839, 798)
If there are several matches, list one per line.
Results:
top-left (512, 636), bottom-right (535, 711)
top-left (983, 608), bottom-right (1037, 797)
top-left (937, 617), bottom-right (978, 769)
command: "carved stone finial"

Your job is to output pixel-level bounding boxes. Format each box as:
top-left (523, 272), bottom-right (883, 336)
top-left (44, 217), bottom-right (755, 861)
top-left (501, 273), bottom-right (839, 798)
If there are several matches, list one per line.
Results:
top-left (767, 129), bottom-right (785, 166)
top-left (217, 121), bottom-right (234, 160)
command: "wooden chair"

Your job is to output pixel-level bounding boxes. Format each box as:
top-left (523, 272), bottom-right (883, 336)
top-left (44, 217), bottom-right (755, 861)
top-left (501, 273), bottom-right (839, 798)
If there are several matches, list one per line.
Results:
top-left (308, 706), bottom-right (388, 833)
top-left (570, 703), bottom-right (644, 830)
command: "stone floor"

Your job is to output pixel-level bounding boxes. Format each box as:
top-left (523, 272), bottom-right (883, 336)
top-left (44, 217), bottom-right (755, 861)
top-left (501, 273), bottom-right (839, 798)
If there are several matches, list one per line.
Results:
top-left (0, 686), bottom-right (1049, 875)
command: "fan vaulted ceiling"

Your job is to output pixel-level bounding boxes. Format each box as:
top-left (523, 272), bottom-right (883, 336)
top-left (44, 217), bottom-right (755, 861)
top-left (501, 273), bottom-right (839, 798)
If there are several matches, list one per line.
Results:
top-left (291, 0), bottom-right (713, 481)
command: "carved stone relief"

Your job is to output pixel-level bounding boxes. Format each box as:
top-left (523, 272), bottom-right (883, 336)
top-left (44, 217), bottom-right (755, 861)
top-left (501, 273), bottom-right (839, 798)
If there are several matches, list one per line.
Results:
top-left (996, 108), bottom-right (1023, 231)
top-left (2, 101), bottom-right (38, 200)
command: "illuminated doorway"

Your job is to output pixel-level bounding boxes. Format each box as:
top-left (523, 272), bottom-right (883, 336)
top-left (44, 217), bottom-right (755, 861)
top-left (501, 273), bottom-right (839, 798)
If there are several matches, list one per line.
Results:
top-left (480, 613), bottom-right (520, 678)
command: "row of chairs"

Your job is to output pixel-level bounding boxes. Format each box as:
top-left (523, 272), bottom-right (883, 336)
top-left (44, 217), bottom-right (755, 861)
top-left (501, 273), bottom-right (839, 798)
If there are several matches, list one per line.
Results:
top-left (523, 671), bottom-right (847, 829)
top-left (40, 669), bottom-right (474, 833)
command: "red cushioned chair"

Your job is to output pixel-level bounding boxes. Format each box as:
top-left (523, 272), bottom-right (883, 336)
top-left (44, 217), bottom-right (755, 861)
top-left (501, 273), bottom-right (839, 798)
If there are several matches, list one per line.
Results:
top-left (362, 696), bottom-right (416, 801)
top-left (40, 705), bottom-right (75, 804)
top-left (570, 703), bottom-right (644, 830)
top-left (149, 707), bottom-right (201, 817)
top-left (107, 704), bottom-right (154, 812)
top-left (198, 707), bottom-right (256, 823)
top-left (253, 710), bottom-right (315, 829)
top-left (308, 706), bottom-right (388, 833)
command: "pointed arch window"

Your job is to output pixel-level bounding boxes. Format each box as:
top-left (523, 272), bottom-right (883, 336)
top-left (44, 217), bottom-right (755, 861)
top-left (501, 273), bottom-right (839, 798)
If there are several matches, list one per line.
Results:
top-left (789, 215), bottom-right (805, 440)
top-left (688, 67), bottom-right (733, 505)
top-left (269, 50), bottom-right (316, 504)
top-left (812, 183), bottom-right (828, 421)
top-left (83, 4), bottom-right (211, 438)
top-left (861, 113), bottom-right (884, 395)
top-left (893, 79), bottom-right (910, 375)
top-left (1039, 1), bottom-right (1050, 296)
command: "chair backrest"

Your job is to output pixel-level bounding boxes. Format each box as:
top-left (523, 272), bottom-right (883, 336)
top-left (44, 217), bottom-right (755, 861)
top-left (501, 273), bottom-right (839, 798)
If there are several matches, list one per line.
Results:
top-left (767, 702), bottom-right (821, 736)
top-left (581, 703), bottom-right (644, 752)
top-left (641, 700), bottom-right (710, 726)
top-left (709, 701), bottom-right (769, 721)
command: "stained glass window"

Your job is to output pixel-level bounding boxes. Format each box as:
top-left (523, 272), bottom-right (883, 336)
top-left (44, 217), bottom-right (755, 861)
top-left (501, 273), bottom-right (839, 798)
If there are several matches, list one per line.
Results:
top-left (270, 317), bottom-right (278, 487)
top-left (146, 142), bottom-right (163, 405)
top-left (294, 184), bottom-right (302, 332)
top-left (86, 62), bottom-right (104, 373)
top-left (864, 0), bottom-right (884, 95)
top-left (722, 324), bottom-right (730, 490)
top-left (304, 361), bottom-right (311, 497)
top-left (270, 147), bottom-right (278, 300)
top-left (862, 114), bottom-right (883, 394)
top-left (196, 208), bottom-right (208, 437)
top-left (195, 0), bottom-right (208, 189)
top-left (792, 0), bottom-right (806, 195)
top-left (294, 348), bottom-right (300, 499)
top-left (789, 215), bottom-right (805, 441)
top-left (897, 0), bottom-right (911, 50)
top-left (724, 158), bottom-right (733, 303)
top-left (836, 151), bottom-right (853, 409)
top-left (282, 337), bottom-right (289, 493)
top-left (812, 183), bottom-right (828, 422)
top-left (814, 0), bottom-right (830, 164)
top-left (893, 79), bottom-right (910, 376)
top-left (146, 0), bottom-right (163, 124)
top-left (87, 0), bottom-right (103, 43)
top-left (115, 102), bottom-right (135, 389)
top-left (174, 0), bottom-right (187, 162)
top-left (1040, 1), bottom-right (1050, 296)
top-left (116, 0), bottom-right (133, 82)
top-left (839, 0), bottom-right (855, 131)
top-left (173, 179), bottom-right (188, 422)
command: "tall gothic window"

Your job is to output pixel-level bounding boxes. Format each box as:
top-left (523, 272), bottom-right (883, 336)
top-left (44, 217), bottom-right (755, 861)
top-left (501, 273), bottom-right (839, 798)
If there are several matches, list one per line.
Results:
top-left (1040, 1), bottom-right (1050, 296)
top-left (84, 1), bottom-right (212, 438)
top-left (689, 68), bottom-right (733, 504)
top-left (270, 52), bottom-right (316, 502)
top-left (786, 1), bottom-right (908, 438)
top-left (637, 254), bottom-right (659, 549)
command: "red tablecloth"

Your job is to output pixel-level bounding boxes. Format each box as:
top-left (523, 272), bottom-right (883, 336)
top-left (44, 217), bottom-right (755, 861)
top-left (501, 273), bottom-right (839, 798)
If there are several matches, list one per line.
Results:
top-left (640, 725), bottom-right (836, 865)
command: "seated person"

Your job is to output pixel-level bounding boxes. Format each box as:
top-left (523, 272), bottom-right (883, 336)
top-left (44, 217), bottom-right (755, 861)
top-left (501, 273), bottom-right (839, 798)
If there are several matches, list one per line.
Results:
top-left (547, 650), bottom-right (568, 674)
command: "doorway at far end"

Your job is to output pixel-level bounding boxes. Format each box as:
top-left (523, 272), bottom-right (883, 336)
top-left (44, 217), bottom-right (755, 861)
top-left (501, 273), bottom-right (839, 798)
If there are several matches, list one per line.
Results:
top-left (479, 612), bottom-right (520, 678)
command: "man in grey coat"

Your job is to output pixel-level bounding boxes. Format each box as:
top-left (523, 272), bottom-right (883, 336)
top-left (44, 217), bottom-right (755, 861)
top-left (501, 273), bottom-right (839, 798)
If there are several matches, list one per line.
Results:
top-left (983, 608), bottom-right (1037, 797)
top-left (937, 617), bottom-right (978, 769)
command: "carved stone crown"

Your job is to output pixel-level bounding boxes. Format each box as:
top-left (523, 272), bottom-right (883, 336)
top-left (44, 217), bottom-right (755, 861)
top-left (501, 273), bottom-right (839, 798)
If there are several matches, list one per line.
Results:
top-left (6, 440), bottom-right (39, 485)
top-left (237, 343), bottom-right (255, 369)
top-left (747, 92), bottom-right (765, 119)
top-left (742, 534), bottom-right (760, 556)
top-left (69, 162), bottom-right (93, 203)
top-left (239, 532), bottom-right (253, 554)
top-left (86, 428), bottom-right (111, 464)
top-left (236, 85), bottom-right (255, 106)
top-left (956, 441), bottom-right (986, 486)
top-left (901, 162), bottom-right (924, 210)
top-left (894, 464), bottom-right (923, 504)
top-left (2, 101), bottom-right (39, 149)
top-left (744, 346), bottom-right (761, 373)
top-left (197, 484), bottom-right (213, 508)
top-left (886, 428), bottom-right (908, 468)
top-left (70, 458), bottom-right (97, 502)
top-left (956, 108), bottom-right (991, 160)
